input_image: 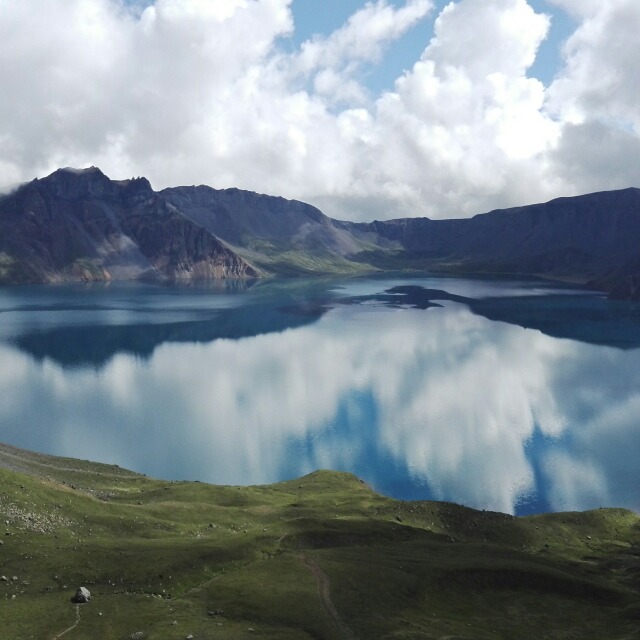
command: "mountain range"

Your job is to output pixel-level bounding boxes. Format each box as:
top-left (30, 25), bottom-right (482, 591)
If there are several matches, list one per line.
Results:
top-left (1, 166), bottom-right (639, 299)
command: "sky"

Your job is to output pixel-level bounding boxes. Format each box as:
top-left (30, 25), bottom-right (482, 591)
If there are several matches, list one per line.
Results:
top-left (1, 0), bottom-right (639, 221)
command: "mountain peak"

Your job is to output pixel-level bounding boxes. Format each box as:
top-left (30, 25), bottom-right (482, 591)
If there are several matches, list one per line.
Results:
top-left (31, 167), bottom-right (151, 204)
top-left (57, 165), bottom-right (105, 176)
top-left (36, 165), bottom-right (113, 199)
top-left (116, 175), bottom-right (153, 193)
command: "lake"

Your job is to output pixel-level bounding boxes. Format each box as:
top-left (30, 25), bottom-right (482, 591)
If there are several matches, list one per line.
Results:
top-left (1, 274), bottom-right (640, 516)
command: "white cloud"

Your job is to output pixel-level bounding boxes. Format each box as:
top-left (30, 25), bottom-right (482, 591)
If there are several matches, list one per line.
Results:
top-left (548, 0), bottom-right (640, 129)
top-left (542, 452), bottom-right (610, 513)
top-left (0, 0), bottom-right (639, 220)
top-left (550, 121), bottom-right (640, 194)
top-left (544, 0), bottom-right (640, 193)
top-left (340, 0), bottom-right (560, 218)
top-left (288, 0), bottom-right (433, 103)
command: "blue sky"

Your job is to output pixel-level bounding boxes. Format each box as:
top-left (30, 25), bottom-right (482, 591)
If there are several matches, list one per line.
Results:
top-left (289, 0), bottom-right (574, 90)
top-left (1, 0), bottom-right (639, 221)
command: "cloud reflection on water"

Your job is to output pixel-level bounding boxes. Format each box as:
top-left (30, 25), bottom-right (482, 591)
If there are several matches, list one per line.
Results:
top-left (0, 300), bottom-right (639, 515)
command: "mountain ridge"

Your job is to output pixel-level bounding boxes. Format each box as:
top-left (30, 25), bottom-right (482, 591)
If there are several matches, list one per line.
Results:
top-left (0, 167), bottom-right (259, 283)
top-left (1, 167), bottom-right (639, 299)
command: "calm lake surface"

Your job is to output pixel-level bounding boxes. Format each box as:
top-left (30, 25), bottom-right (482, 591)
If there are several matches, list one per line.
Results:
top-left (1, 275), bottom-right (640, 516)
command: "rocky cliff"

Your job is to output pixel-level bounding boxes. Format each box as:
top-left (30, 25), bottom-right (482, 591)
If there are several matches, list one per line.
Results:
top-left (0, 167), bottom-right (259, 284)
top-left (161, 184), bottom-right (373, 275)
top-left (165, 182), bottom-right (640, 296)
top-left (341, 188), bottom-right (640, 299)
top-left (2, 167), bottom-right (639, 299)
top-left (350, 188), bottom-right (640, 277)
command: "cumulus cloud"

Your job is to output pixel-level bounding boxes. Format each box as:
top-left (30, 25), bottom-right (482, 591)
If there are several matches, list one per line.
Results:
top-left (549, 0), bottom-right (640, 124)
top-left (0, 0), bottom-right (639, 219)
top-left (286, 0), bottom-right (433, 104)
top-left (550, 121), bottom-right (640, 194)
top-left (335, 0), bottom-right (560, 219)
top-left (545, 0), bottom-right (640, 194)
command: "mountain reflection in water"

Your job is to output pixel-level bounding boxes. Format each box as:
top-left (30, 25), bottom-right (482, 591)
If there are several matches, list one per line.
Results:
top-left (0, 276), bottom-right (639, 516)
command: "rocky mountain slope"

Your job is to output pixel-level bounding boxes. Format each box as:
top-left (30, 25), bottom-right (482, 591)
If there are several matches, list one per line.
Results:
top-left (1, 167), bottom-right (639, 299)
top-left (161, 184), bottom-right (376, 275)
top-left (348, 188), bottom-right (640, 297)
top-left (0, 167), bottom-right (259, 284)
top-left (163, 182), bottom-right (640, 298)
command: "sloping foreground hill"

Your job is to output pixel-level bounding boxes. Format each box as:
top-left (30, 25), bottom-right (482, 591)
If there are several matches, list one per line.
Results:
top-left (1, 442), bottom-right (639, 639)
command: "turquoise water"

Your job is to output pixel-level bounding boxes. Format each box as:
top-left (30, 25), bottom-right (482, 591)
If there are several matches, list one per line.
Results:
top-left (1, 275), bottom-right (639, 515)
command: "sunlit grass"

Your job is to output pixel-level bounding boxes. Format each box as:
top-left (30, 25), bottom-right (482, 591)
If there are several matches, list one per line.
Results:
top-left (1, 445), bottom-right (638, 639)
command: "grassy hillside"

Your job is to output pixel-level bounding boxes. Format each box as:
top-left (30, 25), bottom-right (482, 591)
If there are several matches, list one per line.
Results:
top-left (1, 442), bottom-right (639, 639)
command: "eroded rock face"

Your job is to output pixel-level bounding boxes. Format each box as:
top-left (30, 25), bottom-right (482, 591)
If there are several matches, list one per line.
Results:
top-left (0, 167), bottom-right (259, 284)
top-left (4, 167), bottom-right (640, 300)
top-left (71, 586), bottom-right (91, 603)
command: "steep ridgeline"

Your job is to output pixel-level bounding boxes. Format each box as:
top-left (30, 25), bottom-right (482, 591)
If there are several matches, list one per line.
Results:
top-left (1, 167), bottom-right (640, 298)
top-left (348, 188), bottom-right (640, 298)
top-left (0, 167), bottom-right (259, 284)
top-left (161, 185), bottom-right (376, 275)
top-left (163, 184), bottom-right (640, 297)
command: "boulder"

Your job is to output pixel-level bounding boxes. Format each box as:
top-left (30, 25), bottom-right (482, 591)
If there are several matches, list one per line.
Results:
top-left (71, 586), bottom-right (91, 603)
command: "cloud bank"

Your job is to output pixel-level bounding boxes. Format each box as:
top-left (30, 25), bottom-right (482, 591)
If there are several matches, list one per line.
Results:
top-left (1, 0), bottom-right (639, 220)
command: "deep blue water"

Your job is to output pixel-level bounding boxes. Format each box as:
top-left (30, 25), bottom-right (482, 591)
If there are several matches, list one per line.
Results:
top-left (1, 274), bottom-right (639, 516)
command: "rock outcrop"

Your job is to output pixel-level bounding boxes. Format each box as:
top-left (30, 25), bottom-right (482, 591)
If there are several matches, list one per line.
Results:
top-left (162, 184), bottom-right (371, 275)
top-left (71, 586), bottom-right (91, 603)
top-left (0, 167), bottom-right (259, 284)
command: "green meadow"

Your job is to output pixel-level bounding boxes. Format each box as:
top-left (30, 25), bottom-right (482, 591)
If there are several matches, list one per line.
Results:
top-left (1, 442), bottom-right (638, 639)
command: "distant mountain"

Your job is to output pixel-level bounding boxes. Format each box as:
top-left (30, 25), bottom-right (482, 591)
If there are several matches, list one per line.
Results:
top-left (161, 184), bottom-right (375, 275)
top-left (163, 183), bottom-right (640, 299)
top-left (353, 188), bottom-right (640, 281)
top-left (0, 167), bottom-right (258, 284)
top-left (1, 167), bottom-right (639, 300)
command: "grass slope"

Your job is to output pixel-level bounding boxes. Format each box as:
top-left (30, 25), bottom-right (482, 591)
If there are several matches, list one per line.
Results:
top-left (230, 239), bottom-right (376, 277)
top-left (1, 442), bottom-right (639, 639)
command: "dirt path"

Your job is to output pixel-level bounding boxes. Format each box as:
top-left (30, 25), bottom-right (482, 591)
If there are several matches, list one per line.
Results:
top-left (51, 604), bottom-right (81, 640)
top-left (300, 553), bottom-right (357, 640)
